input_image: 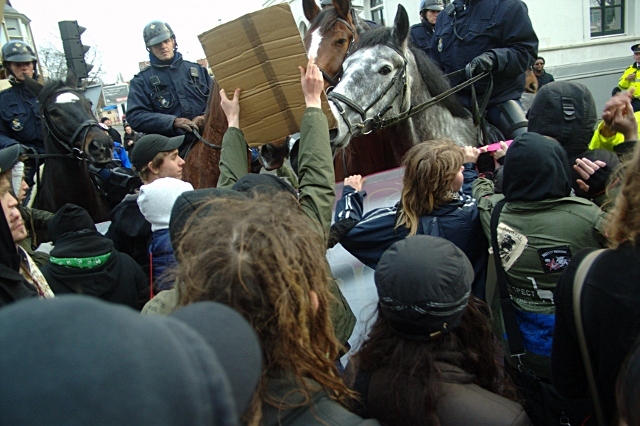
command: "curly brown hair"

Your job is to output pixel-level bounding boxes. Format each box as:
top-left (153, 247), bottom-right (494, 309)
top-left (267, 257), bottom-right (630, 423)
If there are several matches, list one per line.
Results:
top-left (397, 140), bottom-right (464, 236)
top-left (350, 297), bottom-right (519, 425)
top-left (605, 141), bottom-right (640, 248)
top-left (174, 194), bottom-right (354, 423)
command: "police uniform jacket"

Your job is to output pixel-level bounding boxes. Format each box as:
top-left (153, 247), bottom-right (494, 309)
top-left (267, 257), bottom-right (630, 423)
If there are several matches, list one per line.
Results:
top-left (126, 52), bottom-right (212, 137)
top-left (410, 22), bottom-right (436, 59)
top-left (618, 63), bottom-right (640, 99)
top-left (430, 0), bottom-right (538, 109)
top-left (0, 82), bottom-right (44, 153)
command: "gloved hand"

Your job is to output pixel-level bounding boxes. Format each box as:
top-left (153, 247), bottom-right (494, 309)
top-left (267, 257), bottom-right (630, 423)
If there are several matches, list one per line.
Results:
top-left (173, 117), bottom-right (198, 132)
top-left (192, 115), bottom-right (205, 131)
top-left (19, 144), bottom-right (37, 156)
top-left (465, 52), bottom-right (497, 79)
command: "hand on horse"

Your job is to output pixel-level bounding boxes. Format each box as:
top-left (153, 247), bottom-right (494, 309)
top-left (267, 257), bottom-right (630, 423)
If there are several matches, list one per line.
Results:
top-left (465, 52), bottom-right (497, 80)
top-left (192, 115), bottom-right (205, 131)
top-left (220, 88), bottom-right (241, 129)
top-left (344, 174), bottom-right (366, 192)
top-left (300, 56), bottom-right (323, 109)
top-left (173, 117), bottom-right (199, 133)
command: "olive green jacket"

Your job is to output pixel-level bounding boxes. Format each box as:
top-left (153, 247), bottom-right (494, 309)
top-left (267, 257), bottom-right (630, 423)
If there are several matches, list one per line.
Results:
top-left (217, 108), bottom-right (356, 345)
top-left (473, 178), bottom-right (606, 378)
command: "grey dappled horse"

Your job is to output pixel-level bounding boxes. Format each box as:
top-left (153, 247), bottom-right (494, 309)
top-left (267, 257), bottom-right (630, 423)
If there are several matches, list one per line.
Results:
top-left (328, 5), bottom-right (476, 161)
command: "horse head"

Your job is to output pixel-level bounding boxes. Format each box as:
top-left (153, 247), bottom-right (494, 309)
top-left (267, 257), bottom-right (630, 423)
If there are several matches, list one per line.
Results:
top-left (328, 5), bottom-right (413, 148)
top-left (328, 5), bottom-right (476, 153)
top-left (303, 0), bottom-right (362, 91)
top-left (24, 71), bottom-right (113, 165)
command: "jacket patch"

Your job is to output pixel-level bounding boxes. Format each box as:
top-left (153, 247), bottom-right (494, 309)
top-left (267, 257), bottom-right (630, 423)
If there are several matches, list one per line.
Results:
top-left (10, 118), bottom-right (23, 131)
top-left (537, 246), bottom-right (571, 273)
top-left (496, 223), bottom-right (527, 271)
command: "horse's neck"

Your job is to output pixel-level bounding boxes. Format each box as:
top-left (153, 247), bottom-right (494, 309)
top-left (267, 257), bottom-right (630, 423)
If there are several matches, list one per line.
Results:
top-left (39, 158), bottom-right (110, 221)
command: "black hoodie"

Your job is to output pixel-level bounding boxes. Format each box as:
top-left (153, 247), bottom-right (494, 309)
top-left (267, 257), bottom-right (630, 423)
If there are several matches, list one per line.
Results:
top-left (527, 81), bottom-right (619, 199)
top-left (502, 132), bottom-right (572, 202)
top-left (41, 204), bottom-right (148, 309)
top-left (0, 201), bottom-right (36, 308)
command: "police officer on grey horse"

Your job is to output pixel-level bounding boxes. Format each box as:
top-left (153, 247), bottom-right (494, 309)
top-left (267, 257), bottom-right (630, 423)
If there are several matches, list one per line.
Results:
top-left (431, 0), bottom-right (538, 142)
top-left (126, 22), bottom-right (212, 157)
top-left (0, 41), bottom-right (44, 186)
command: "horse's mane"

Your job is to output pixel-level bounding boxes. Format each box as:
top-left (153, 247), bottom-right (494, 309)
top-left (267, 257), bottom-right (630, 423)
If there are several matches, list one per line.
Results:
top-left (356, 28), bottom-right (470, 120)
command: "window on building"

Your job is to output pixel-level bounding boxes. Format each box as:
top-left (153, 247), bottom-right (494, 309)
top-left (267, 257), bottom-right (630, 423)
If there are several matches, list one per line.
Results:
top-left (370, 0), bottom-right (384, 26)
top-left (590, 0), bottom-right (624, 37)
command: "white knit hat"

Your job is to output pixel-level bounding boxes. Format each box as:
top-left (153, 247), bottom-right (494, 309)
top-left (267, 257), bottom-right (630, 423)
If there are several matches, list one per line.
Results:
top-left (137, 178), bottom-right (193, 232)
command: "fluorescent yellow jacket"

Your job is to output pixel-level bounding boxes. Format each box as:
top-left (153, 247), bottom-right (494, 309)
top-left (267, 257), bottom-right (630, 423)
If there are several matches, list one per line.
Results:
top-left (618, 64), bottom-right (640, 98)
top-left (589, 112), bottom-right (640, 151)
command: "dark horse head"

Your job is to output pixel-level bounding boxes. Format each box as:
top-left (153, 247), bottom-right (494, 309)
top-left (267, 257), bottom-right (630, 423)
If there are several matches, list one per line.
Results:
top-left (25, 72), bottom-right (113, 165)
top-left (24, 71), bottom-right (114, 222)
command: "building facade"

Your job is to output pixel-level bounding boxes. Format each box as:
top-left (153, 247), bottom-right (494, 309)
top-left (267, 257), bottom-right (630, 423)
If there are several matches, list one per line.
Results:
top-left (265, 0), bottom-right (640, 109)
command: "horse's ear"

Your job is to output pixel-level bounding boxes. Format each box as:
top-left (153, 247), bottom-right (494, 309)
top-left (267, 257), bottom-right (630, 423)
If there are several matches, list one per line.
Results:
top-left (391, 5), bottom-right (410, 50)
top-left (303, 0), bottom-right (321, 23)
top-left (333, 0), bottom-right (351, 22)
top-left (23, 75), bottom-right (43, 97)
top-left (65, 68), bottom-right (79, 88)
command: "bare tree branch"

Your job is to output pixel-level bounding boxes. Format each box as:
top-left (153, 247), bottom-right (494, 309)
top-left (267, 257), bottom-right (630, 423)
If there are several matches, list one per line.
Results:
top-left (37, 41), bottom-right (106, 87)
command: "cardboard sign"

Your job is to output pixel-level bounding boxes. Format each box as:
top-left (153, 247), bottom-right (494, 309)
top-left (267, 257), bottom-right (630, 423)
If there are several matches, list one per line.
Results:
top-left (199, 4), bottom-right (337, 147)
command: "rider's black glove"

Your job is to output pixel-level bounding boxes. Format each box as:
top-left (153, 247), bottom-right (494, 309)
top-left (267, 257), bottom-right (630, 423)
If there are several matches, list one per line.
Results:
top-left (465, 52), bottom-right (497, 79)
top-left (19, 144), bottom-right (37, 157)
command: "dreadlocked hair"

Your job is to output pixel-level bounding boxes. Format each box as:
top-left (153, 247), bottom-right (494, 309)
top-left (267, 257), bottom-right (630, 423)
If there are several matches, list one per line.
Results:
top-left (396, 140), bottom-right (464, 236)
top-left (605, 140), bottom-right (640, 248)
top-left (350, 297), bottom-right (520, 425)
top-left (174, 194), bottom-right (355, 423)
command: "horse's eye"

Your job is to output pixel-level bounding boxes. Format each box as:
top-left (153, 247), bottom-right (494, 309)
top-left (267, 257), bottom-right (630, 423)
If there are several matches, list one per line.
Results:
top-left (379, 65), bottom-right (392, 75)
top-left (336, 38), bottom-right (347, 47)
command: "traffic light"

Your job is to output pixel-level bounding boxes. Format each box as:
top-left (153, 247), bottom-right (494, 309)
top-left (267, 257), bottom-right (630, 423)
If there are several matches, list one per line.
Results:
top-left (58, 21), bottom-right (93, 79)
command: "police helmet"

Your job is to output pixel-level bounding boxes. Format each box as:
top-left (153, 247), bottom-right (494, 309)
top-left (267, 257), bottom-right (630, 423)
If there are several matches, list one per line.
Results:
top-left (143, 21), bottom-right (175, 47)
top-left (2, 41), bottom-right (38, 79)
top-left (420, 0), bottom-right (444, 12)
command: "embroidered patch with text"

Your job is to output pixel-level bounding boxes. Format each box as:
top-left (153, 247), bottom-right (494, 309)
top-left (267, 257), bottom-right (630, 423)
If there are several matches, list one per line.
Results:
top-left (537, 246), bottom-right (572, 273)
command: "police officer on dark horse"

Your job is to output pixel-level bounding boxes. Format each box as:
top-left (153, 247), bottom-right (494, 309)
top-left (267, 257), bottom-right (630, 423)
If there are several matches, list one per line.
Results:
top-left (126, 21), bottom-right (212, 159)
top-left (0, 41), bottom-right (45, 186)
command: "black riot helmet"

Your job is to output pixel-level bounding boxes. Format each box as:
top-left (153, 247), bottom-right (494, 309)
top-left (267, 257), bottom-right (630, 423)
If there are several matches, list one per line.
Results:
top-left (143, 21), bottom-right (177, 49)
top-left (2, 41), bottom-right (39, 80)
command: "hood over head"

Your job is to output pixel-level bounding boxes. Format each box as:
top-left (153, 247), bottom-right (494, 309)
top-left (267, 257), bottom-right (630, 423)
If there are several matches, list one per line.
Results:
top-left (502, 132), bottom-right (572, 202)
top-left (527, 81), bottom-right (597, 158)
top-left (48, 204), bottom-right (95, 244)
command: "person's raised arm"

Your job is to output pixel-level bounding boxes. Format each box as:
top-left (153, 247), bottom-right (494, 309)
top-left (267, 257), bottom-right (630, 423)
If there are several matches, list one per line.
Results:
top-left (217, 88), bottom-right (249, 189)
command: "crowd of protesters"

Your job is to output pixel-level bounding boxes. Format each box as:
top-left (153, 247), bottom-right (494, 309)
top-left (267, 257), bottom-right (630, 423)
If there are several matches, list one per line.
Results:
top-left (1, 5), bottom-right (640, 425)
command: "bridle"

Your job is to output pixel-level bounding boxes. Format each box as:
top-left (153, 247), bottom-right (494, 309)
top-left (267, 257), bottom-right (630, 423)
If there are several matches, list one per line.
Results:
top-left (328, 44), bottom-right (490, 135)
top-left (316, 17), bottom-right (357, 88)
top-left (39, 88), bottom-right (103, 163)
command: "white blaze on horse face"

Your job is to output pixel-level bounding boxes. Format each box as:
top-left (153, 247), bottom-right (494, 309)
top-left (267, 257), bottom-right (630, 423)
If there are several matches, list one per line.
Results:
top-left (308, 29), bottom-right (322, 60)
top-left (56, 93), bottom-right (81, 104)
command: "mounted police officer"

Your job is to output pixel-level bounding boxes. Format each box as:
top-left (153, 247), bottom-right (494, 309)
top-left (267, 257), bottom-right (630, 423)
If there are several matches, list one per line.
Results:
top-left (431, 0), bottom-right (538, 141)
top-left (126, 22), bottom-right (212, 156)
top-left (0, 41), bottom-right (44, 186)
top-left (409, 0), bottom-right (444, 60)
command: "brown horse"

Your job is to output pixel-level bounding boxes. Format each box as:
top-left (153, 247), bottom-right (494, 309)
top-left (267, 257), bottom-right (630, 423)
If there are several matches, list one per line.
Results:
top-left (182, 80), bottom-right (225, 189)
top-left (303, 0), bottom-right (398, 181)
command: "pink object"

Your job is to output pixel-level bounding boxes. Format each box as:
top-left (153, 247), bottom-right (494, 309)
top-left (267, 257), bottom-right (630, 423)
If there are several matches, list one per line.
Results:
top-left (482, 139), bottom-right (513, 152)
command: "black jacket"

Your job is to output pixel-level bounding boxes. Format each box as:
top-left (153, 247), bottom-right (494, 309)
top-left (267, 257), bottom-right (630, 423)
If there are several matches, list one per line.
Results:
top-left (0, 203), bottom-right (36, 308)
top-left (40, 230), bottom-right (148, 310)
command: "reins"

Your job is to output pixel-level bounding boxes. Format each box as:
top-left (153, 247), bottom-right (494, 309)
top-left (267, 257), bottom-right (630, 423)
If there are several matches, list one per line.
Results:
top-left (328, 42), bottom-right (491, 135)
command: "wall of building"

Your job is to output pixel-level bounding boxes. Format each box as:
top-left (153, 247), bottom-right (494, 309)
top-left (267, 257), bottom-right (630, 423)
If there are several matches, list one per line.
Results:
top-left (278, 0), bottom-right (639, 108)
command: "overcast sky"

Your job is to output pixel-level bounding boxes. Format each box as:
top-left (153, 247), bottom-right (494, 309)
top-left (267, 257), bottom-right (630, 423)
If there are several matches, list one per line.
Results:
top-left (13, 0), bottom-right (265, 84)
